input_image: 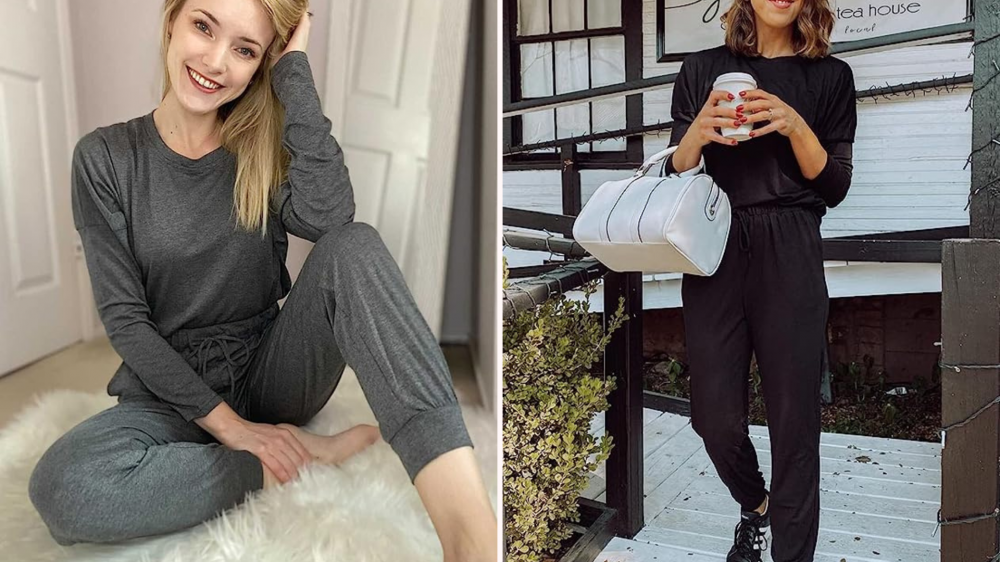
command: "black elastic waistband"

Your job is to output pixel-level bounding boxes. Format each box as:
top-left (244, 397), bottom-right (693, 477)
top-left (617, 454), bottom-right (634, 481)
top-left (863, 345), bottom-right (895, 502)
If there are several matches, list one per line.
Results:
top-left (733, 204), bottom-right (816, 218)
top-left (167, 303), bottom-right (279, 351)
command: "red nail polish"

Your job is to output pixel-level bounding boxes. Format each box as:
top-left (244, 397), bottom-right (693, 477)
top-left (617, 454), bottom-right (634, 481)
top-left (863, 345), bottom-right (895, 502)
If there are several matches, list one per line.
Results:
top-left (731, 140), bottom-right (738, 145)
top-left (737, 105), bottom-right (744, 111)
top-left (734, 120), bottom-right (741, 127)
top-left (740, 117), bottom-right (747, 123)
top-left (728, 93), bottom-right (734, 100)
top-left (749, 131), bottom-right (755, 138)
top-left (739, 91), bottom-right (746, 97)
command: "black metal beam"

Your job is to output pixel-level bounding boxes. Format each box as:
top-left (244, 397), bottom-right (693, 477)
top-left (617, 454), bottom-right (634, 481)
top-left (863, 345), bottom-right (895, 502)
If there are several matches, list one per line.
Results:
top-left (833, 226), bottom-right (969, 241)
top-left (822, 239), bottom-right (942, 263)
top-left (502, 207), bottom-right (576, 237)
top-left (560, 499), bottom-right (618, 562)
top-left (506, 121), bottom-right (675, 155)
top-left (513, 26), bottom-right (624, 44)
top-left (643, 390), bottom-right (692, 417)
top-left (623, 0), bottom-right (644, 163)
top-left (603, 270), bottom-right (644, 538)
top-left (502, 258), bottom-right (608, 321)
top-left (507, 263), bottom-right (565, 279)
top-left (503, 0), bottom-right (520, 149)
top-left (505, 72), bottom-right (679, 118)
top-left (562, 143), bottom-right (582, 217)
top-left (502, 230), bottom-right (589, 258)
top-left (504, 157), bottom-right (640, 171)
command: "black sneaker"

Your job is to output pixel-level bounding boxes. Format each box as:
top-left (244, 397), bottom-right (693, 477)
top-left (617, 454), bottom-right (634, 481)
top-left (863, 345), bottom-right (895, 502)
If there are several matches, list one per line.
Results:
top-left (726, 507), bottom-right (771, 562)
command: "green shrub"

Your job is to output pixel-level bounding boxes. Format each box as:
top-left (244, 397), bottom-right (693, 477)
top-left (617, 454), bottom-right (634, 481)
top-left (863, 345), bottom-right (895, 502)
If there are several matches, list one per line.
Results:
top-left (502, 258), bottom-right (627, 561)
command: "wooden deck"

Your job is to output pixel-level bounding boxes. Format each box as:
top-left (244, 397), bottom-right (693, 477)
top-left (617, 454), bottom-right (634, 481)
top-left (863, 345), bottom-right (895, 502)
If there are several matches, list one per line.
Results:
top-left (583, 409), bottom-right (942, 562)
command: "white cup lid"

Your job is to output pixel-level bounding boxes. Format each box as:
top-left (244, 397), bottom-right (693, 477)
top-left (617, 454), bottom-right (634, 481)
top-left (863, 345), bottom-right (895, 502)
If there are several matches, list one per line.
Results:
top-left (714, 72), bottom-right (757, 88)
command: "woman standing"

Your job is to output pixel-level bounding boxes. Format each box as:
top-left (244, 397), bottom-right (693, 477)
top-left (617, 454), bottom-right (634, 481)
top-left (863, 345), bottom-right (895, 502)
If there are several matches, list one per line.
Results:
top-left (664, 0), bottom-right (857, 561)
top-left (27, 1), bottom-right (495, 560)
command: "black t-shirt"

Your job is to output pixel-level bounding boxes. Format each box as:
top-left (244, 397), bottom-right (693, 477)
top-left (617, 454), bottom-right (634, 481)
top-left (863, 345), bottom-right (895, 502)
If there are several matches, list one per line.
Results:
top-left (665, 45), bottom-right (858, 215)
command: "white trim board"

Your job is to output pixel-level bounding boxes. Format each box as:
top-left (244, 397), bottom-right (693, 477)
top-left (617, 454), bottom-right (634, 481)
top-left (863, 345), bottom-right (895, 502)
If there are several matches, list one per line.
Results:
top-left (566, 261), bottom-right (943, 312)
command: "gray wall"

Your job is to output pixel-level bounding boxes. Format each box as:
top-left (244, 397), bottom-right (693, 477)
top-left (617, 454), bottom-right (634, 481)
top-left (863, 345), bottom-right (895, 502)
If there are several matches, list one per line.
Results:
top-left (68, 0), bottom-right (475, 344)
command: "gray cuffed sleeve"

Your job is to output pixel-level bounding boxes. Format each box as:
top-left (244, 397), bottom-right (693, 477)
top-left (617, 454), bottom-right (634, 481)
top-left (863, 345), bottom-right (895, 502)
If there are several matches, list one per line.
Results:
top-left (271, 50), bottom-right (356, 242)
top-left (71, 134), bottom-right (224, 423)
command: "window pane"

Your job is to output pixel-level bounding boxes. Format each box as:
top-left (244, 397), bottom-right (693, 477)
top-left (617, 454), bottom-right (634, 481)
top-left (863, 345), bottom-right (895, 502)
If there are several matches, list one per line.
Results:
top-left (591, 98), bottom-right (626, 151)
top-left (554, 39), bottom-right (589, 94)
top-left (554, 40), bottom-right (589, 150)
top-left (518, 0), bottom-right (550, 35)
top-left (520, 43), bottom-right (554, 98)
top-left (557, 103), bottom-right (590, 146)
top-left (522, 110), bottom-right (556, 146)
top-left (587, 0), bottom-right (621, 28)
top-left (552, 0), bottom-right (585, 33)
top-left (590, 35), bottom-right (625, 87)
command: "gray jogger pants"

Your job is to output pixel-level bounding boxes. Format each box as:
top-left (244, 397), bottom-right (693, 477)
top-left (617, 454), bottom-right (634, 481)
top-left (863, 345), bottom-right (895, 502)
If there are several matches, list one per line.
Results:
top-left (28, 221), bottom-right (473, 546)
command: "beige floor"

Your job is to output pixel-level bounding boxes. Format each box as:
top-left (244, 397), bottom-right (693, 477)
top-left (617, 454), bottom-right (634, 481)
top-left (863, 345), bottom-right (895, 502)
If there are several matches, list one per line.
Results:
top-left (0, 339), bottom-right (497, 492)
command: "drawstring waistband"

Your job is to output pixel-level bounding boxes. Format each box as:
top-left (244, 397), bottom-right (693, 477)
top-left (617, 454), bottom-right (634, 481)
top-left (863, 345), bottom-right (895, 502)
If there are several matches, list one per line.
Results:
top-left (166, 303), bottom-right (279, 391)
top-left (194, 334), bottom-right (253, 396)
top-left (732, 205), bottom-right (815, 259)
top-left (737, 215), bottom-right (752, 258)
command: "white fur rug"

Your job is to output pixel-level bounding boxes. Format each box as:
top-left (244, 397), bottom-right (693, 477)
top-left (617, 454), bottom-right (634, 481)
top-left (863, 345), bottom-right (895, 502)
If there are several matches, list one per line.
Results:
top-left (0, 368), bottom-right (497, 561)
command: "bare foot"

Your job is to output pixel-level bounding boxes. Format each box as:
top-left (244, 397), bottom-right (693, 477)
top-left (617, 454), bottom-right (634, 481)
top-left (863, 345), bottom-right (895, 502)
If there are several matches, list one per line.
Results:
top-left (261, 462), bottom-right (279, 489)
top-left (277, 423), bottom-right (381, 466)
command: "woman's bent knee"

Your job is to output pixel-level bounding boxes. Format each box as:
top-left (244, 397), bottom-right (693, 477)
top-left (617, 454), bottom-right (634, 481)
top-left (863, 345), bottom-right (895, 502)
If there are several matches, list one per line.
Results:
top-left (29, 436), bottom-right (131, 545)
top-left (314, 221), bottom-right (384, 258)
top-left (29, 443), bottom-right (85, 544)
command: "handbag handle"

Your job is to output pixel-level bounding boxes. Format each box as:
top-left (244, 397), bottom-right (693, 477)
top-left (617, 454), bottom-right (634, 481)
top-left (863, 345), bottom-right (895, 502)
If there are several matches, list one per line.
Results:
top-left (636, 145), bottom-right (705, 178)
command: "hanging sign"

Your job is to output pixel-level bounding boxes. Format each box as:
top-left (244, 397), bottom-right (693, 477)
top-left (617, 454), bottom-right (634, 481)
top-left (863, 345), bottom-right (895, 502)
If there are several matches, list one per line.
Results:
top-left (656, 0), bottom-right (970, 62)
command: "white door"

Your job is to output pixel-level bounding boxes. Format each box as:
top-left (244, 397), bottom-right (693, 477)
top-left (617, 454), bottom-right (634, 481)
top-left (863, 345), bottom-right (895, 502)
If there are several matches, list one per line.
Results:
top-left (324, 0), bottom-right (471, 338)
top-left (0, 0), bottom-right (82, 375)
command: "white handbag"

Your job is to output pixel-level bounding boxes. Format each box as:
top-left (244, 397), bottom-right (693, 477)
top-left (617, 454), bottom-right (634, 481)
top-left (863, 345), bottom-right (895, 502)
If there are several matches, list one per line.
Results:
top-left (571, 145), bottom-right (731, 276)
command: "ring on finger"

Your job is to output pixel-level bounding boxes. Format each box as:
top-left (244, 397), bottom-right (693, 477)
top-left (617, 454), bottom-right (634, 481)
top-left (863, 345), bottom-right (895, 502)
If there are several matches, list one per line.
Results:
top-left (768, 108), bottom-right (774, 121)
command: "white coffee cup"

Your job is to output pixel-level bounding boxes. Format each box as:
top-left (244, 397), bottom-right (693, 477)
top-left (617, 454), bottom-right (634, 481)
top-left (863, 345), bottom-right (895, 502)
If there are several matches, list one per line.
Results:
top-left (713, 72), bottom-right (758, 142)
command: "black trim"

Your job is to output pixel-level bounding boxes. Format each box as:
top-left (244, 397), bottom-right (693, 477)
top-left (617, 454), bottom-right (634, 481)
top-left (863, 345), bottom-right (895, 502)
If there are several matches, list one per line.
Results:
top-left (643, 390), bottom-right (692, 416)
top-left (503, 151), bottom-right (642, 172)
top-left (833, 226), bottom-right (969, 241)
top-left (623, 0), bottom-right (644, 163)
top-left (503, 207), bottom-right (577, 236)
top-left (562, 144), bottom-right (583, 217)
top-left (514, 26), bottom-right (625, 44)
top-left (655, 2), bottom-right (974, 63)
top-left (823, 239), bottom-right (942, 262)
top-left (507, 263), bottom-right (566, 279)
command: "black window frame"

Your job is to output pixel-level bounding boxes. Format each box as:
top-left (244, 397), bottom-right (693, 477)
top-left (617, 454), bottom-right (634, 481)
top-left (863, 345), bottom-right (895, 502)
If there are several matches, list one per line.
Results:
top-left (503, 0), bottom-right (644, 169)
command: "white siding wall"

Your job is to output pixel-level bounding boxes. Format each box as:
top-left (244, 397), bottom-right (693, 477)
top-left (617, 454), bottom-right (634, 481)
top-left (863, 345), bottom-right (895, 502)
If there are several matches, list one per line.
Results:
top-left (504, 0), bottom-right (973, 300)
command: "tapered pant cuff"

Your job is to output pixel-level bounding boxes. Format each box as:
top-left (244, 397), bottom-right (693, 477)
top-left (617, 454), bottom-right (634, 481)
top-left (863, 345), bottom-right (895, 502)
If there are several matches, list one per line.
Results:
top-left (389, 404), bottom-right (474, 482)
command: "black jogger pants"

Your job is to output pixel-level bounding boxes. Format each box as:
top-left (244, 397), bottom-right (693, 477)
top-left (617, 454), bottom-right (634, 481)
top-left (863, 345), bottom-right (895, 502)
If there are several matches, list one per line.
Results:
top-left (682, 205), bottom-right (828, 562)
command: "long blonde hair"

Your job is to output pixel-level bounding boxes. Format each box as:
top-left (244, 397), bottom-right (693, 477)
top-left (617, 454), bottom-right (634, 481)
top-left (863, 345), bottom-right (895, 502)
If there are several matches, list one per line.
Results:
top-left (159, 0), bottom-right (307, 238)
top-left (721, 0), bottom-right (835, 59)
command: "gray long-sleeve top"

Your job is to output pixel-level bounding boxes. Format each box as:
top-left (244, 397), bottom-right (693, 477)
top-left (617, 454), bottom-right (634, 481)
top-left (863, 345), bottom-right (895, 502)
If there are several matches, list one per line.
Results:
top-left (70, 51), bottom-right (354, 422)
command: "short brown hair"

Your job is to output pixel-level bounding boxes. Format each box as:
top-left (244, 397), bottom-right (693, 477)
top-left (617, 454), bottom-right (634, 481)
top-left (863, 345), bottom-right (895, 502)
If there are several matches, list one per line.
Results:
top-left (721, 0), bottom-right (836, 59)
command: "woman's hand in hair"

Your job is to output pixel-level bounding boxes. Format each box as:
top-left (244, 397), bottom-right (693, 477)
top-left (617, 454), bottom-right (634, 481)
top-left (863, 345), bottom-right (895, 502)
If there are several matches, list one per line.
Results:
top-left (688, 90), bottom-right (743, 147)
top-left (739, 89), bottom-right (806, 139)
top-left (272, 8), bottom-right (313, 69)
